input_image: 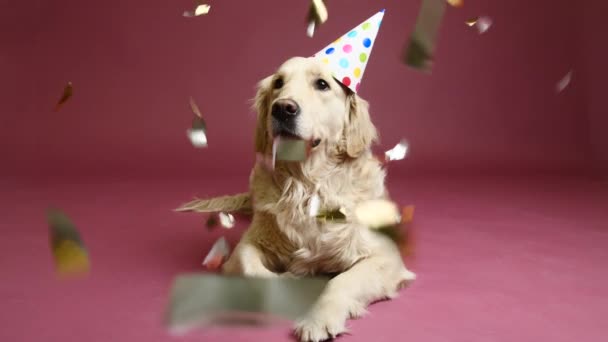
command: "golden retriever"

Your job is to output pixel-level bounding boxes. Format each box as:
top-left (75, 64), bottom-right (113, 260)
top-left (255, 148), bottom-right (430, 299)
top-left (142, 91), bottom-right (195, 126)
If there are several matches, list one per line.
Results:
top-left (218, 56), bottom-right (415, 342)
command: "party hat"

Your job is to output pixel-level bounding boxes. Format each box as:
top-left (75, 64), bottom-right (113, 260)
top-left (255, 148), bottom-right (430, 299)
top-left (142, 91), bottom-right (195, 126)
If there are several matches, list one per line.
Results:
top-left (313, 9), bottom-right (385, 93)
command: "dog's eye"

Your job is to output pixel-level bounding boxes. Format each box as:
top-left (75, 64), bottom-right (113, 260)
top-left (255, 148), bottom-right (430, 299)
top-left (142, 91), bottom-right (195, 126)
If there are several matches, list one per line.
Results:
top-left (273, 78), bottom-right (284, 89)
top-left (315, 79), bottom-right (330, 91)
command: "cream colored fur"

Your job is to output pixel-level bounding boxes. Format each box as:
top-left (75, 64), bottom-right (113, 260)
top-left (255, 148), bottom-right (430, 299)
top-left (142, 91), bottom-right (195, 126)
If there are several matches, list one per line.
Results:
top-left (222, 57), bottom-right (415, 342)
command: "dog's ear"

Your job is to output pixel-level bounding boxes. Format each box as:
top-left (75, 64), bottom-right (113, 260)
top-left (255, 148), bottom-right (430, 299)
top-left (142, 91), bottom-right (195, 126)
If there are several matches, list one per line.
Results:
top-left (343, 93), bottom-right (378, 158)
top-left (253, 76), bottom-right (273, 154)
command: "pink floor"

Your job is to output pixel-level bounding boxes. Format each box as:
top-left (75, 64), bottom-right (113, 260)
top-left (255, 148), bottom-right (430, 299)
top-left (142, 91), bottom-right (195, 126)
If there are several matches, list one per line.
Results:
top-left (1, 176), bottom-right (607, 342)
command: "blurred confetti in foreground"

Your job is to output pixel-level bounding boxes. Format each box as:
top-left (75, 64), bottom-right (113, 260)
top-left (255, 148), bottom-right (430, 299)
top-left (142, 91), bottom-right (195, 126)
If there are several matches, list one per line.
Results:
top-left (202, 237), bottom-right (230, 271)
top-left (466, 16), bottom-right (492, 34)
top-left (187, 97), bottom-right (208, 148)
top-left (54, 82), bottom-right (73, 112)
top-left (355, 199), bottom-right (401, 229)
top-left (306, 0), bottom-right (328, 37)
top-left (446, 0), bottom-right (463, 7)
top-left (556, 70), bottom-right (572, 93)
top-left (183, 3), bottom-right (211, 17)
top-left (372, 205), bottom-right (416, 259)
top-left (385, 139), bottom-right (409, 161)
top-left (164, 274), bottom-right (328, 333)
top-left (275, 136), bottom-right (311, 162)
top-left (403, 0), bottom-right (447, 72)
top-left (176, 193), bottom-right (253, 215)
top-left (48, 209), bottom-right (90, 277)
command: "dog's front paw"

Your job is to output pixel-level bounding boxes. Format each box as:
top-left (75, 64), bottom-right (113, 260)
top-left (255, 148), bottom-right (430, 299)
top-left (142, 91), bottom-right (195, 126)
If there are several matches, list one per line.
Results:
top-left (294, 299), bottom-right (349, 342)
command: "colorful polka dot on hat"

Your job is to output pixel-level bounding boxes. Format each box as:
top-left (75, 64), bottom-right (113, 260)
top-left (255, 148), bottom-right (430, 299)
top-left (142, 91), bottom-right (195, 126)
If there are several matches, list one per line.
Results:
top-left (314, 9), bottom-right (385, 94)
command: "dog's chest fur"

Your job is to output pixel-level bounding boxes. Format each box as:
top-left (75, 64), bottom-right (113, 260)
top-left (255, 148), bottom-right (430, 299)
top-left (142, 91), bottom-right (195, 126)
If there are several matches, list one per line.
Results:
top-left (250, 156), bottom-right (386, 275)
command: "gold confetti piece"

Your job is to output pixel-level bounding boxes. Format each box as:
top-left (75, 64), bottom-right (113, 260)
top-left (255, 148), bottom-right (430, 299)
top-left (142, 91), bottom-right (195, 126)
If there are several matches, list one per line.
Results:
top-left (306, 0), bottom-right (328, 37)
top-left (164, 274), bottom-right (328, 332)
top-left (308, 194), bottom-right (321, 217)
top-left (354, 199), bottom-right (401, 229)
top-left (400, 206), bottom-right (416, 258)
top-left (385, 139), bottom-right (409, 161)
top-left (446, 0), bottom-right (463, 7)
top-left (465, 17), bottom-right (478, 27)
top-left (403, 0), bottom-right (447, 72)
top-left (373, 205), bottom-right (416, 258)
top-left (202, 237), bottom-right (231, 270)
top-left (218, 212), bottom-right (235, 229)
top-left (556, 70), bottom-right (573, 93)
top-left (183, 3), bottom-right (211, 17)
top-left (316, 207), bottom-right (347, 223)
top-left (187, 97), bottom-right (208, 148)
top-left (48, 208), bottom-right (90, 276)
top-left (54, 82), bottom-right (73, 112)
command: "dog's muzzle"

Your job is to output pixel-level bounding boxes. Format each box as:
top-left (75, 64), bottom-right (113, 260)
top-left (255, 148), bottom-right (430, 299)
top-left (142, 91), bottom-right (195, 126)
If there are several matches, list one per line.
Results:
top-left (271, 99), bottom-right (300, 136)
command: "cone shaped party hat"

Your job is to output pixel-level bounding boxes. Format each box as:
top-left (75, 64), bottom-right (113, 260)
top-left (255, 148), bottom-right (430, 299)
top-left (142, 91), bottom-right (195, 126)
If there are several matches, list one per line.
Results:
top-left (313, 9), bottom-right (385, 93)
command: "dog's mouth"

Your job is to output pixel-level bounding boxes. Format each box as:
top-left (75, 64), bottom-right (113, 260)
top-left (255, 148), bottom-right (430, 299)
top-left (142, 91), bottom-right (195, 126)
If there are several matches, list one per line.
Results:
top-left (272, 129), bottom-right (322, 149)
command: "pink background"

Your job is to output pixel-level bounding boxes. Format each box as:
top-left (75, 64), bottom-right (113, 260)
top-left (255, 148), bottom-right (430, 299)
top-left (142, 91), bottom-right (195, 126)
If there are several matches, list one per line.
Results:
top-left (1, 0), bottom-right (605, 180)
top-left (2, 1), bottom-right (608, 342)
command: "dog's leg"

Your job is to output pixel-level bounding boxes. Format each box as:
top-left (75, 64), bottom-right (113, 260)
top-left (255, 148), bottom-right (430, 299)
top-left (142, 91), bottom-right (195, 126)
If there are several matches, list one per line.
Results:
top-left (222, 240), bottom-right (278, 278)
top-left (294, 245), bottom-right (415, 342)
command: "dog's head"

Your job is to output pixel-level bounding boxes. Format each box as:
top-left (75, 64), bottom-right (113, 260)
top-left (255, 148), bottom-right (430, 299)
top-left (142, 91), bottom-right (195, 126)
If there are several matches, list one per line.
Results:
top-left (253, 57), bottom-right (377, 159)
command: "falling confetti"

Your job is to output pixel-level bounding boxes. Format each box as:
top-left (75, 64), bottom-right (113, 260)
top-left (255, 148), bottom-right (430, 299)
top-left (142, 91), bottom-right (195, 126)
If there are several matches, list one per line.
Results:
top-left (205, 214), bottom-right (218, 229)
top-left (164, 274), bottom-right (328, 332)
top-left (202, 237), bottom-right (231, 271)
top-left (466, 16), bottom-right (493, 34)
top-left (218, 212), bottom-right (235, 229)
top-left (306, 0), bottom-right (328, 37)
top-left (373, 205), bottom-right (416, 259)
top-left (308, 194), bottom-right (321, 217)
top-left (556, 70), bottom-right (573, 93)
top-left (54, 82), bottom-right (73, 112)
top-left (385, 139), bottom-right (409, 161)
top-left (403, 0), bottom-right (447, 72)
top-left (316, 207), bottom-right (347, 223)
top-left (48, 208), bottom-right (90, 276)
top-left (187, 97), bottom-right (208, 148)
top-left (183, 4), bottom-right (211, 17)
top-left (400, 205), bottom-right (416, 258)
top-left (465, 17), bottom-right (478, 27)
top-left (446, 0), bottom-right (463, 7)
top-left (354, 199), bottom-right (401, 229)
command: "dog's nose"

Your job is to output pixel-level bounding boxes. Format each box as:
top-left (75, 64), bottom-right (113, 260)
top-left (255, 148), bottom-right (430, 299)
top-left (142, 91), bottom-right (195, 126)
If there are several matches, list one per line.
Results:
top-left (271, 99), bottom-right (300, 121)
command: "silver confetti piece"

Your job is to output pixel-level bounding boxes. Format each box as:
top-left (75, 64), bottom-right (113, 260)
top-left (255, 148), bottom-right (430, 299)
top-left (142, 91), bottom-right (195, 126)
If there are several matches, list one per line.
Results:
top-left (187, 97), bottom-right (208, 148)
top-left (202, 237), bottom-right (230, 268)
top-left (165, 274), bottom-right (328, 332)
top-left (306, 0), bottom-right (328, 38)
top-left (385, 139), bottom-right (409, 161)
top-left (403, 0), bottom-right (447, 72)
top-left (556, 70), bottom-right (572, 93)
top-left (475, 16), bottom-right (493, 34)
top-left (218, 212), bottom-right (235, 229)
top-left (274, 136), bottom-right (310, 162)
